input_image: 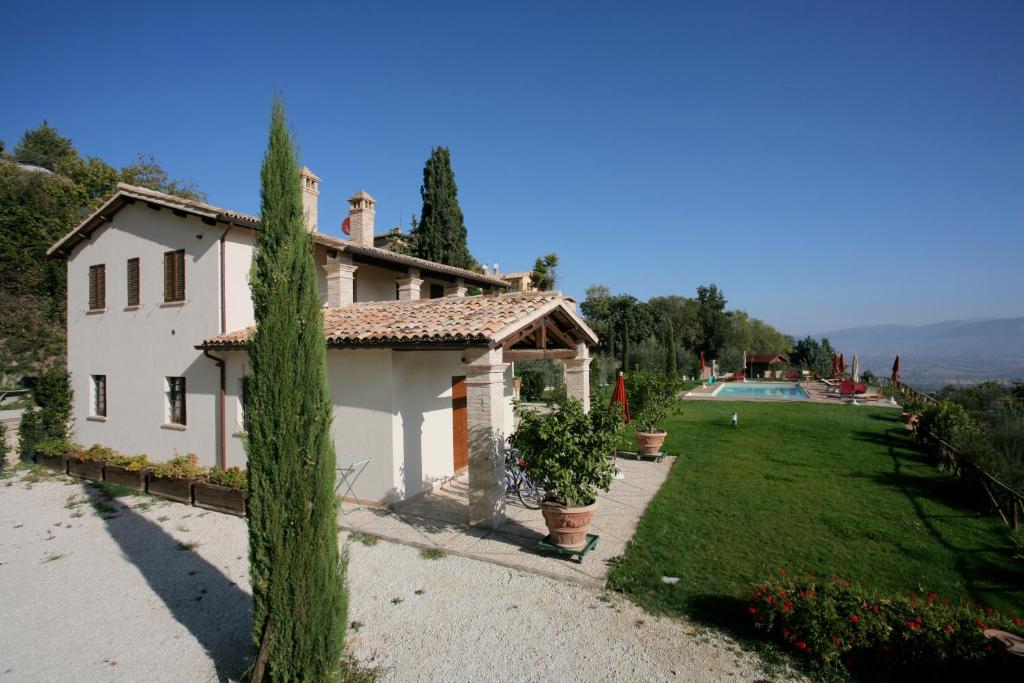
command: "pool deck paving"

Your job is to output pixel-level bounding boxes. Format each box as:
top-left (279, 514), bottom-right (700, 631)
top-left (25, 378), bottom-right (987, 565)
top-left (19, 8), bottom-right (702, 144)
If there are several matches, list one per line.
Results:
top-left (337, 454), bottom-right (674, 588)
top-left (685, 380), bottom-right (900, 407)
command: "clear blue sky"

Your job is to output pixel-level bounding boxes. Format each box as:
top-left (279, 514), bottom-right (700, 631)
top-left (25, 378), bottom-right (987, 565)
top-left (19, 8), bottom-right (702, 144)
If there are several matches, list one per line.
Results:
top-left (3, 1), bottom-right (1021, 335)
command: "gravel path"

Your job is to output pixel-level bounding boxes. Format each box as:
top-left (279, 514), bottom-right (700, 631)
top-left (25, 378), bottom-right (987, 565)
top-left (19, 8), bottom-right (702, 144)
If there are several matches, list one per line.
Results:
top-left (0, 467), bottom-right (784, 682)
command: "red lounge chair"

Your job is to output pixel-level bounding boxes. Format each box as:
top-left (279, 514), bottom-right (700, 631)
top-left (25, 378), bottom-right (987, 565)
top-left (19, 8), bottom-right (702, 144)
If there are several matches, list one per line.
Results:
top-left (732, 371), bottom-right (746, 381)
top-left (838, 380), bottom-right (868, 397)
top-left (787, 370), bottom-right (798, 381)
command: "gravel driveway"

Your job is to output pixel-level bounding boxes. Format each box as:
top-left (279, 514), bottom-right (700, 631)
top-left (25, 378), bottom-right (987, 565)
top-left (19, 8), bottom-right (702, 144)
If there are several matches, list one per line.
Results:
top-left (0, 467), bottom-right (782, 682)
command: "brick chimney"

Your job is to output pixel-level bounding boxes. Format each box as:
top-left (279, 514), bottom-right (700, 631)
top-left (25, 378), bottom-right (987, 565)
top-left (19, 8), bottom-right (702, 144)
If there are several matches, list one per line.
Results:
top-left (347, 190), bottom-right (376, 246)
top-left (300, 167), bottom-right (320, 233)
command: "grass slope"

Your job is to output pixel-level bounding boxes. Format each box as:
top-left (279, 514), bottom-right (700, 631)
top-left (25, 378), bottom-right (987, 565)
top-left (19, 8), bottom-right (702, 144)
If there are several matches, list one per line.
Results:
top-left (608, 401), bottom-right (1024, 624)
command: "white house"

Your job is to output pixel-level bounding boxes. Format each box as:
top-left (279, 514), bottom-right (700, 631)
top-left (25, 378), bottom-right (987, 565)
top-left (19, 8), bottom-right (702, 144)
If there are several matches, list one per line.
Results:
top-left (47, 172), bottom-right (596, 527)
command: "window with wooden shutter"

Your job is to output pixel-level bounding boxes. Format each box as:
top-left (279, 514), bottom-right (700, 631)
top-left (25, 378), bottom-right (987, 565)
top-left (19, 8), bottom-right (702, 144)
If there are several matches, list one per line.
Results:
top-left (166, 376), bottom-right (186, 425)
top-left (88, 264), bottom-right (106, 310)
top-left (163, 250), bottom-right (185, 303)
top-left (127, 258), bottom-right (140, 306)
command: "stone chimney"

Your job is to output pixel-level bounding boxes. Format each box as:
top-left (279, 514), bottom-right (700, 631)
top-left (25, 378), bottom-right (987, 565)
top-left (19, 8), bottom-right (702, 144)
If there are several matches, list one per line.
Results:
top-left (347, 190), bottom-right (376, 247)
top-left (300, 167), bottom-right (320, 233)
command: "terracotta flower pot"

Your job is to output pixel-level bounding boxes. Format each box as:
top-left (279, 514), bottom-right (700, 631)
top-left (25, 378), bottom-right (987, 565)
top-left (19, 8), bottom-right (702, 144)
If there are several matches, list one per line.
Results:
top-left (67, 456), bottom-right (105, 481)
top-left (540, 501), bottom-right (596, 550)
top-left (193, 481), bottom-right (247, 517)
top-left (635, 430), bottom-right (667, 455)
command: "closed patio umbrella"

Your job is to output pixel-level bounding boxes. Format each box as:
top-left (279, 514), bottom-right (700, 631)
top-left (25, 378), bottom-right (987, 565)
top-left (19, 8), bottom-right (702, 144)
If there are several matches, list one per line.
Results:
top-left (700, 352), bottom-right (706, 380)
top-left (609, 371), bottom-right (631, 424)
top-left (892, 355), bottom-right (901, 383)
top-left (839, 353), bottom-right (846, 374)
top-left (832, 354), bottom-right (839, 377)
top-left (852, 354), bottom-right (860, 382)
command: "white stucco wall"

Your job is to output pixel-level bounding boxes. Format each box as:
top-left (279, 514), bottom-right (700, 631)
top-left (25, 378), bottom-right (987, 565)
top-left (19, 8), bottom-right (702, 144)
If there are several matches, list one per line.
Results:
top-left (223, 229), bottom-right (255, 332)
top-left (354, 265), bottom-right (398, 302)
top-left (66, 204), bottom-right (223, 466)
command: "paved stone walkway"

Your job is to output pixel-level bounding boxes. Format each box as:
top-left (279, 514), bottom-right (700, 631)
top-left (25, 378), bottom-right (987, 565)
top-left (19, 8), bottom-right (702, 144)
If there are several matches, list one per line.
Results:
top-left (338, 455), bottom-right (673, 587)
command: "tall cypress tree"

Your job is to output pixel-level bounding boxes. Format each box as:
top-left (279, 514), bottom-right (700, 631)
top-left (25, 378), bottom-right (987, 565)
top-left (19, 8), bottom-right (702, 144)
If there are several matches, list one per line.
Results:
top-left (410, 146), bottom-right (475, 269)
top-left (621, 319), bottom-right (631, 373)
top-left (664, 324), bottom-right (678, 377)
top-left (246, 97), bottom-right (347, 680)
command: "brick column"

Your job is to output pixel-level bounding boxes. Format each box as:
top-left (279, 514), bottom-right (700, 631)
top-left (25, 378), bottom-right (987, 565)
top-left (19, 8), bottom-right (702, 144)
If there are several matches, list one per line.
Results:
top-left (563, 342), bottom-right (591, 413)
top-left (323, 259), bottom-right (357, 307)
top-left (463, 347), bottom-right (510, 529)
top-left (396, 268), bottom-right (423, 301)
top-left (445, 277), bottom-right (467, 298)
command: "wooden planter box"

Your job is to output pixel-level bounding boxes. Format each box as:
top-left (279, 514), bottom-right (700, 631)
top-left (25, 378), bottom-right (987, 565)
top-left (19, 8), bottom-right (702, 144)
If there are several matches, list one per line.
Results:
top-left (147, 476), bottom-right (193, 504)
top-left (35, 453), bottom-right (68, 474)
top-left (104, 465), bottom-right (150, 492)
top-left (193, 481), bottom-right (247, 517)
top-left (67, 456), bottom-right (105, 481)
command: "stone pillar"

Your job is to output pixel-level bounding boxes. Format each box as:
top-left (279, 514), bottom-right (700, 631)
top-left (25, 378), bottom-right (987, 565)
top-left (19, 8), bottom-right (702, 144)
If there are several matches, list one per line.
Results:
top-left (563, 342), bottom-right (591, 413)
top-left (463, 347), bottom-right (510, 529)
top-left (323, 258), bottom-right (357, 307)
top-left (445, 277), bottom-right (467, 298)
top-left (396, 268), bottom-right (423, 301)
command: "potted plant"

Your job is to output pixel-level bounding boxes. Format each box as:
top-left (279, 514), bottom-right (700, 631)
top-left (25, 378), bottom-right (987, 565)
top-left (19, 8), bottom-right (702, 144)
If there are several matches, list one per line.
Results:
top-left (147, 454), bottom-right (207, 504)
top-left (626, 370), bottom-right (683, 455)
top-left (104, 454), bottom-right (151, 492)
top-left (67, 443), bottom-right (113, 481)
top-left (193, 466), bottom-right (247, 516)
top-left (510, 399), bottom-right (623, 550)
top-left (34, 439), bottom-right (78, 474)
top-left (901, 397), bottom-right (923, 429)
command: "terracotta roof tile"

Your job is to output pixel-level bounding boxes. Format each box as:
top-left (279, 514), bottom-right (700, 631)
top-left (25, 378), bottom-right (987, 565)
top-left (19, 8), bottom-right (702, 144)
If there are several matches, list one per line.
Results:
top-left (201, 291), bottom-right (592, 348)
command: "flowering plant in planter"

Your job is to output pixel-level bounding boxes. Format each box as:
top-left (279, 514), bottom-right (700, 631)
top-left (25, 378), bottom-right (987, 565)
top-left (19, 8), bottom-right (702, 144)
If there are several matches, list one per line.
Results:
top-left (78, 444), bottom-right (116, 462)
top-left (510, 400), bottom-right (623, 549)
top-left (747, 572), bottom-right (1023, 679)
top-left (33, 438), bottom-right (80, 473)
top-left (205, 466), bottom-right (247, 491)
top-left (104, 453), bottom-right (151, 491)
top-left (105, 454), bottom-right (151, 471)
top-left (511, 399), bottom-right (623, 507)
top-left (150, 453), bottom-right (208, 480)
top-left (194, 465), bottom-right (248, 516)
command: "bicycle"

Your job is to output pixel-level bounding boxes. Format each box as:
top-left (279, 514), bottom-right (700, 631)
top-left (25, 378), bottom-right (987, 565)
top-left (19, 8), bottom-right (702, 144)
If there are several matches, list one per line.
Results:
top-left (504, 449), bottom-right (543, 509)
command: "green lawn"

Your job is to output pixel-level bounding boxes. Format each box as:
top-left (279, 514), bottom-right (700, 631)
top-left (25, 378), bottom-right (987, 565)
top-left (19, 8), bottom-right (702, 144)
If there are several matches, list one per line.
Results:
top-left (608, 400), bottom-right (1024, 627)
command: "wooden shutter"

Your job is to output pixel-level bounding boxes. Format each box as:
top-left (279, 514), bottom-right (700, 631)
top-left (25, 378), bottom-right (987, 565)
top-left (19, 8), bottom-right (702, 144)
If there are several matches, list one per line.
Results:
top-left (164, 250), bottom-right (185, 302)
top-left (127, 258), bottom-right (140, 306)
top-left (89, 264), bottom-right (105, 310)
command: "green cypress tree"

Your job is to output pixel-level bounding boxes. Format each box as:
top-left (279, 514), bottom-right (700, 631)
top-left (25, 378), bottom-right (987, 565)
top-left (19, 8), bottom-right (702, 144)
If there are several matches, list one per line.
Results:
top-left (410, 146), bottom-right (475, 269)
top-left (622, 319), bottom-right (631, 373)
top-left (664, 324), bottom-right (678, 377)
top-left (246, 97), bottom-right (347, 680)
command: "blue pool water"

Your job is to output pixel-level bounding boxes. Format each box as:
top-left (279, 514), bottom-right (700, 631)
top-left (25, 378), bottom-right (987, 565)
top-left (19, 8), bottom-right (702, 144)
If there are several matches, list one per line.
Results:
top-left (712, 382), bottom-right (809, 400)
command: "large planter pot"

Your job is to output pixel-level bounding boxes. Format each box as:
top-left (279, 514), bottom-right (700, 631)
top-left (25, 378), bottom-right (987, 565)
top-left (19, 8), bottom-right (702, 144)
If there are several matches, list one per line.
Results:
top-left (147, 476), bottom-right (194, 504)
top-left (193, 481), bottom-right (247, 517)
top-left (67, 456), bottom-right (105, 481)
top-left (635, 430), bottom-right (667, 455)
top-left (35, 453), bottom-right (68, 474)
top-left (902, 412), bottom-right (919, 430)
top-left (540, 501), bottom-right (597, 550)
top-left (104, 465), bottom-right (150, 492)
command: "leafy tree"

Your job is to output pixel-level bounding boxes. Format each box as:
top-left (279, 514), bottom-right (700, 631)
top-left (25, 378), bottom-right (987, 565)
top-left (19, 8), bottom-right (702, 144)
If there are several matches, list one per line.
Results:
top-left (245, 97), bottom-right (347, 680)
top-left (120, 153), bottom-right (206, 201)
top-left (13, 122), bottom-right (79, 173)
top-left (410, 146), bottom-right (474, 269)
top-left (622, 318), bottom-right (631, 372)
top-left (789, 336), bottom-right (836, 377)
top-left (696, 283), bottom-right (728, 359)
top-left (663, 323), bottom-right (678, 376)
top-left (530, 253), bottom-right (558, 291)
top-left (17, 366), bottom-right (72, 457)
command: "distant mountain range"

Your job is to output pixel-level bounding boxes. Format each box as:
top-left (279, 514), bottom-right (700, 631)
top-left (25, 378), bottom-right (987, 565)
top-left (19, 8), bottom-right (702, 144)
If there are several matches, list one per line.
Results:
top-left (813, 317), bottom-right (1024, 390)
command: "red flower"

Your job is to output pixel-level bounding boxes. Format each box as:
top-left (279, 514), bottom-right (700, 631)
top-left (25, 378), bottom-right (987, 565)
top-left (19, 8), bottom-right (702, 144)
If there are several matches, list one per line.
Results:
top-left (748, 606), bottom-right (758, 615)
top-left (796, 641), bottom-right (807, 651)
top-left (831, 636), bottom-right (841, 646)
top-left (927, 592), bottom-right (938, 603)
top-left (906, 621), bottom-right (922, 630)
top-left (915, 615), bottom-right (923, 624)
top-left (766, 595), bottom-right (774, 604)
top-left (753, 591), bottom-right (762, 600)
top-left (944, 625), bottom-right (954, 635)
top-left (871, 604), bottom-right (880, 613)
top-left (782, 627), bottom-right (790, 638)
top-left (780, 570), bottom-right (786, 577)
top-left (850, 614), bottom-right (860, 623)
top-left (779, 589), bottom-right (788, 597)
top-left (782, 601), bottom-right (793, 613)
top-left (808, 588), bottom-right (817, 598)
top-left (843, 579), bottom-right (850, 587)
top-left (1014, 617), bottom-right (1022, 626)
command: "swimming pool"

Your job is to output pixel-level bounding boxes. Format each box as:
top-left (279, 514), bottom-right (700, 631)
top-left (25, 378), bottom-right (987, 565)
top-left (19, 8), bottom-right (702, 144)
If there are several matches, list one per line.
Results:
top-left (711, 382), bottom-right (809, 400)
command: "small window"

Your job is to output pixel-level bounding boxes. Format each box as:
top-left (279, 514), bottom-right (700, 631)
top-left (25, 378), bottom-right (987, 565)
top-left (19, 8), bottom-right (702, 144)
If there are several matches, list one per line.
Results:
top-left (429, 283), bottom-right (445, 299)
top-left (166, 376), bottom-right (187, 426)
top-left (127, 257), bottom-right (140, 306)
top-left (88, 264), bottom-right (106, 310)
top-left (163, 250), bottom-right (185, 303)
top-left (90, 375), bottom-right (107, 417)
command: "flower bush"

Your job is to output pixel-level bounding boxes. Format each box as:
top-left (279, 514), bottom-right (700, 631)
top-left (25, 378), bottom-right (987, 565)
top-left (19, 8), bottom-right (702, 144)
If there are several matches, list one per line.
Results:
top-left (917, 401), bottom-right (980, 447)
top-left (78, 444), bottom-right (116, 462)
top-left (150, 453), bottom-right (208, 480)
top-left (34, 438), bottom-right (80, 458)
top-left (206, 466), bottom-right (247, 491)
top-left (105, 454), bottom-right (151, 471)
top-left (747, 572), bottom-right (1022, 678)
